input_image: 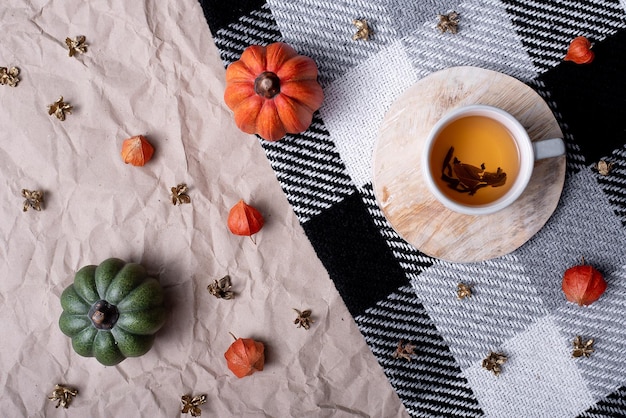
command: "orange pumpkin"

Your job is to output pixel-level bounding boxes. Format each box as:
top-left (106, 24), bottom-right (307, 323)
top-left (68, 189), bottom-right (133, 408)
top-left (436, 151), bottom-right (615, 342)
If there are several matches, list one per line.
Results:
top-left (224, 42), bottom-right (324, 141)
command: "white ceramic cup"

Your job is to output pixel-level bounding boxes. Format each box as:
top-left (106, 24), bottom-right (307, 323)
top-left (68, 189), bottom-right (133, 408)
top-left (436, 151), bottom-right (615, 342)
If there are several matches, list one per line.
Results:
top-left (421, 104), bottom-right (565, 215)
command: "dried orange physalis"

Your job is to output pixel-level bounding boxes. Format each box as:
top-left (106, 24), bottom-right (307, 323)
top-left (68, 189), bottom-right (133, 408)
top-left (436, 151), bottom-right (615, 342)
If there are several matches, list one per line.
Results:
top-left (121, 135), bottom-right (154, 166)
top-left (564, 36), bottom-right (594, 64)
top-left (224, 336), bottom-right (265, 378)
top-left (227, 200), bottom-right (264, 237)
top-left (562, 258), bottom-right (607, 306)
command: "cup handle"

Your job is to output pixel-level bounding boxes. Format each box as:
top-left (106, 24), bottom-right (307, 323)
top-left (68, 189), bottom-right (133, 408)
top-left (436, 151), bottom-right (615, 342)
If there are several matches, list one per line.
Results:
top-left (533, 138), bottom-right (565, 160)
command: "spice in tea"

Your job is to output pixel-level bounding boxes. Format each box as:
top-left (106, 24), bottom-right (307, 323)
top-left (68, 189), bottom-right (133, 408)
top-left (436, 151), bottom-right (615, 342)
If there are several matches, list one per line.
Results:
top-left (441, 146), bottom-right (507, 195)
top-left (430, 115), bottom-right (520, 205)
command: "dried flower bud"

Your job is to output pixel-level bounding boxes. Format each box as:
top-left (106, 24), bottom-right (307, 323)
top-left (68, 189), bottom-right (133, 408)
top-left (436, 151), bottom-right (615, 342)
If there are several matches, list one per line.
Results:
top-left (564, 36), bottom-right (594, 64)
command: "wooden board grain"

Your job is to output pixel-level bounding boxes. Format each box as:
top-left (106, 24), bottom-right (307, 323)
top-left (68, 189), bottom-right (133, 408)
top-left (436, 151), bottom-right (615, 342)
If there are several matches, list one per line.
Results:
top-left (372, 66), bottom-right (566, 263)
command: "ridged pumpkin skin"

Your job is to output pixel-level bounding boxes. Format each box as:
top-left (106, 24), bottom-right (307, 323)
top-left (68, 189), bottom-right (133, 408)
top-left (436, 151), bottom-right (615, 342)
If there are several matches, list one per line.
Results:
top-left (58, 258), bottom-right (167, 366)
top-left (224, 42), bottom-right (324, 141)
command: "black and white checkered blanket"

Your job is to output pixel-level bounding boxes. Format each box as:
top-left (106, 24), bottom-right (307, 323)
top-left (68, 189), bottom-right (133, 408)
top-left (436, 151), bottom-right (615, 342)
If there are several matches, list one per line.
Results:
top-left (199, 1), bottom-right (626, 416)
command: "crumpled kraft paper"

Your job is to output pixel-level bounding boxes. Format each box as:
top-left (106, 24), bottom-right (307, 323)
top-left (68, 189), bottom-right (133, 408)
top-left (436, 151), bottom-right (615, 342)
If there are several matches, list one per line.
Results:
top-left (0, 1), bottom-right (407, 416)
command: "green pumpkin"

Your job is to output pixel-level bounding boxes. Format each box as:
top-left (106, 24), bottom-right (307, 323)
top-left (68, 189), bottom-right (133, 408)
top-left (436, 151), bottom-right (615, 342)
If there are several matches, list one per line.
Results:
top-left (58, 258), bottom-right (167, 366)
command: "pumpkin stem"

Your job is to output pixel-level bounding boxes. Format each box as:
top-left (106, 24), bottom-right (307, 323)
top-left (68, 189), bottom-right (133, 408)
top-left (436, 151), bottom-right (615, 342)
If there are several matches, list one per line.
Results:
top-left (254, 71), bottom-right (281, 99)
top-left (88, 300), bottom-right (120, 330)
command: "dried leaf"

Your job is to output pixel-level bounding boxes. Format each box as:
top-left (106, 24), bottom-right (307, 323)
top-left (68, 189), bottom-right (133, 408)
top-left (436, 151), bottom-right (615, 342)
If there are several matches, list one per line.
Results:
top-left (181, 394), bottom-right (207, 417)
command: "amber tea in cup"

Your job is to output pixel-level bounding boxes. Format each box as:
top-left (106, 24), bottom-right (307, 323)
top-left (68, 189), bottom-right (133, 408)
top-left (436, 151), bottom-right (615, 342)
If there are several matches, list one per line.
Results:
top-left (428, 114), bottom-right (520, 206)
top-left (422, 105), bottom-right (565, 215)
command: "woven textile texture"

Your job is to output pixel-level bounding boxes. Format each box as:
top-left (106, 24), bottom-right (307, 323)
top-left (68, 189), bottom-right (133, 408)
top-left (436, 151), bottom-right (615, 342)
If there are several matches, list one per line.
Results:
top-left (199, 0), bottom-right (626, 416)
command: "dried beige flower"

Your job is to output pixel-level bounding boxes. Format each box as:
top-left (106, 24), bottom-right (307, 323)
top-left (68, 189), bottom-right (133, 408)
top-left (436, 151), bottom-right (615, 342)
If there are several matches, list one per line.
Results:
top-left (437, 11), bottom-right (460, 34)
top-left (208, 276), bottom-right (234, 299)
top-left (66, 36), bottom-right (88, 57)
top-left (171, 183), bottom-right (191, 205)
top-left (595, 160), bottom-right (613, 176)
top-left (482, 351), bottom-right (507, 376)
top-left (0, 66), bottom-right (20, 87)
top-left (352, 19), bottom-right (373, 41)
top-left (457, 283), bottom-right (472, 299)
top-left (392, 340), bottom-right (416, 362)
top-left (293, 308), bottom-right (314, 330)
top-left (22, 189), bottom-right (44, 211)
top-left (48, 96), bottom-right (73, 121)
top-left (181, 394), bottom-right (207, 417)
top-left (572, 336), bottom-right (594, 358)
top-left (48, 384), bottom-right (78, 409)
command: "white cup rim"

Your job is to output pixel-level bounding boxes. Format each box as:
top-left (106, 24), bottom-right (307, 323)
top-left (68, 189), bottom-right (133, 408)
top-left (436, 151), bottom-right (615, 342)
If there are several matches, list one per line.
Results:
top-left (421, 104), bottom-right (534, 216)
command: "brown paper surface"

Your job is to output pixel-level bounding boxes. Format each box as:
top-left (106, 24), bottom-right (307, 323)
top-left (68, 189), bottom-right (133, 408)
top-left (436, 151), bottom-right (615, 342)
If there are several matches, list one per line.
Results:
top-left (0, 1), bottom-right (407, 416)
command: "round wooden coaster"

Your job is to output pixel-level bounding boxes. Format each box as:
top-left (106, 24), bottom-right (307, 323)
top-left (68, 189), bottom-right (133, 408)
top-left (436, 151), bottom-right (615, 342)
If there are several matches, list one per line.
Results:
top-left (372, 66), bottom-right (566, 263)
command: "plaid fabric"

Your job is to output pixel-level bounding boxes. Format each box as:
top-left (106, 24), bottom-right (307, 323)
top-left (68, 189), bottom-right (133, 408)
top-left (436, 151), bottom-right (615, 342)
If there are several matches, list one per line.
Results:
top-left (199, 1), bottom-right (626, 416)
